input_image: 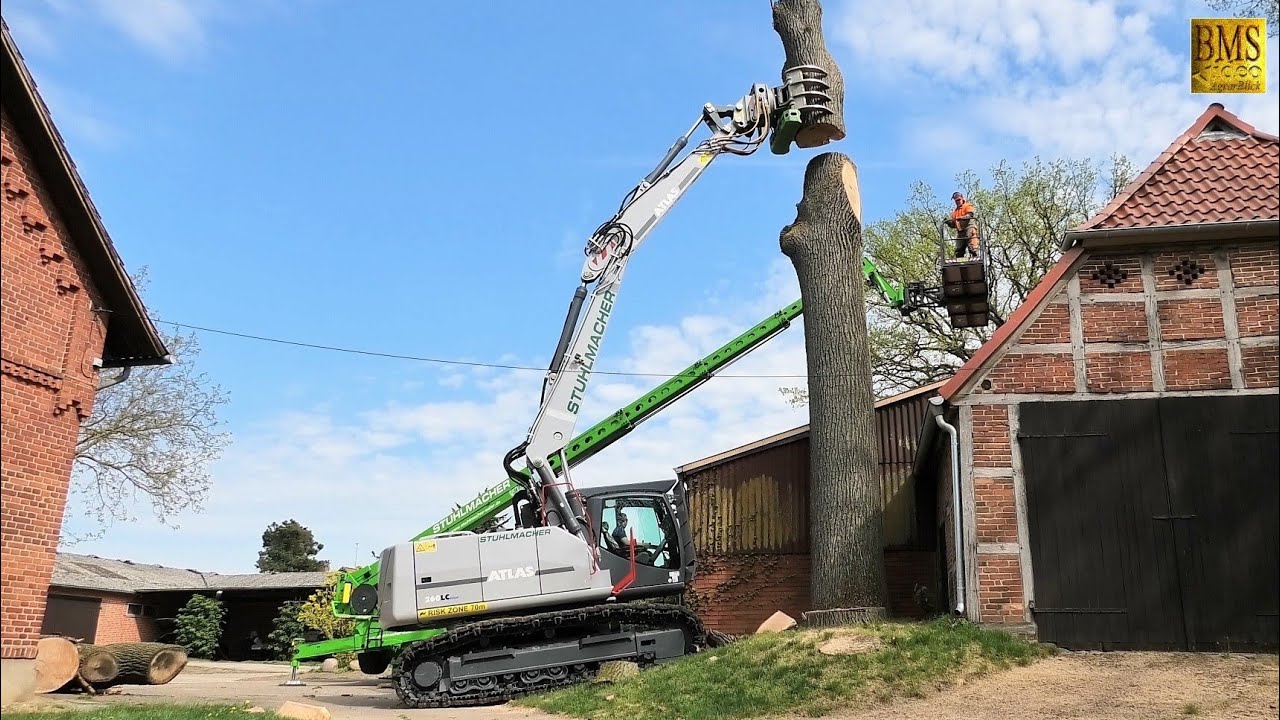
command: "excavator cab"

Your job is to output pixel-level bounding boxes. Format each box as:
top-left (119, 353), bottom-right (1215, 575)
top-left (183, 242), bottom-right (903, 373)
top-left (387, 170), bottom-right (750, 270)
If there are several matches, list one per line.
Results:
top-left (581, 478), bottom-right (696, 600)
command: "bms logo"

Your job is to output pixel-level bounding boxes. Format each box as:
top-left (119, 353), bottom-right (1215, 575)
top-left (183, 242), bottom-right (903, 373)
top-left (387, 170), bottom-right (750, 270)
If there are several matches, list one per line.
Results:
top-left (488, 565), bottom-right (537, 582)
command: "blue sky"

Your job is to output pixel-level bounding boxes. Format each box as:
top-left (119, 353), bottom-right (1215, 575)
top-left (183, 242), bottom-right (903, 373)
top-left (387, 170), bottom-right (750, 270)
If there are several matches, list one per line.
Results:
top-left (4, 0), bottom-right (1276, 573)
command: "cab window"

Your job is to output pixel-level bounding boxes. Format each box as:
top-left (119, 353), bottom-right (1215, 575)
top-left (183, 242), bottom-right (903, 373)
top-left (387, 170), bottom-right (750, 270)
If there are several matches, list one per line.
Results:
top-left (598, 497), bottom-right (678, 569)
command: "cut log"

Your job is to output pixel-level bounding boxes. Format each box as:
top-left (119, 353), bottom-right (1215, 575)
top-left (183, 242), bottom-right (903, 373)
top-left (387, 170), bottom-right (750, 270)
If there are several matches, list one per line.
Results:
top-left (96, 642), bottom-right (188, 686)
top-left (771, 0), bottom-right (846, 148)
top-left (33, 637), bottom-right (79, 693)
top-left (779, 152), bottom-right (888, 613)
top-left (76, 643), bottom-right (120, 684)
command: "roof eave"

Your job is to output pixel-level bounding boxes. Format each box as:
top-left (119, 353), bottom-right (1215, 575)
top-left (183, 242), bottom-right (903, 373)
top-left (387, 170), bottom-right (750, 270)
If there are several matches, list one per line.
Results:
top-left (1, 21), bottom-right (170, 368)
top-left (1060, 218), bottom-right (1280, 251)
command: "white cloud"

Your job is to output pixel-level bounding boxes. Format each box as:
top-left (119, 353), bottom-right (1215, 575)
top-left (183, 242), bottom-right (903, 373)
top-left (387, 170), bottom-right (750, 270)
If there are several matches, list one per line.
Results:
top-left (833, 0), bottom-right (1280, 166)
top-left (88, 0), bottom-right (210, 63)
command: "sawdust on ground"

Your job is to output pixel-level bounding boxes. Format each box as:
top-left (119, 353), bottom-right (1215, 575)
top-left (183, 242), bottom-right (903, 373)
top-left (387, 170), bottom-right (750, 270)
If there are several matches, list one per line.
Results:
top-left (796, 650), bottom-right (1280, 720)
top-left (812, 628), bottom-right (885, 656)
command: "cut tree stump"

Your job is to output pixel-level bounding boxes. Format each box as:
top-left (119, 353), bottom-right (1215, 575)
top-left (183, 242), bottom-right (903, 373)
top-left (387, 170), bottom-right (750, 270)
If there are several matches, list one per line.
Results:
top-left (76, 643), bottom-right (120, 684)
top-left (33, 637), bottom-right (79, 693)
top-left (771, 0), bottom-right (846, 148)
top-left (94, 642), bottom-right (188, 687)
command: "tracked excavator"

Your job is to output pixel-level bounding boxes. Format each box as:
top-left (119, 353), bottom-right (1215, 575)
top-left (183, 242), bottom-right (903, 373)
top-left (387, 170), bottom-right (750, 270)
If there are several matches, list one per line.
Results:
top-left (363, 68), bottom-right (838, 708)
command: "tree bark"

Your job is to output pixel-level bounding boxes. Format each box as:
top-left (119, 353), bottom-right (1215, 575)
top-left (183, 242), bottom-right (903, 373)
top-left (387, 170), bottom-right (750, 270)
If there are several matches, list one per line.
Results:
top-left (771, 0), bottom-right (846, 148)
top-left (94, 642), bottom-right (188, 687)
top-left (33, 637), bottom-right (79, 693)
top-left (779, 152), bottom-right (888, 614)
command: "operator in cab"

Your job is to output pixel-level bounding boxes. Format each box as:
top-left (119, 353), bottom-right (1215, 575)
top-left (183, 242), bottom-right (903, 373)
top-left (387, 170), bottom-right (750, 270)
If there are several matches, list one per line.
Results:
top-left (945, 191), bottom-right (981, 259)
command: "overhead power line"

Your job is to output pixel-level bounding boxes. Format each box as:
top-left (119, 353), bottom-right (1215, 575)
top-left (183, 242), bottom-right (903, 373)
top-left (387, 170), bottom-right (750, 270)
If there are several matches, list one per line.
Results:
top-left (157, 319), bottom-right (811, 379)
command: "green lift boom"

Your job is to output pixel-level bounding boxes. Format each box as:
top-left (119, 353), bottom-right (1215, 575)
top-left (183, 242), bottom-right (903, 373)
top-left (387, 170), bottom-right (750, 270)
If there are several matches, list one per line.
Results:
top-left (292, 257), bottom-right (923, 672)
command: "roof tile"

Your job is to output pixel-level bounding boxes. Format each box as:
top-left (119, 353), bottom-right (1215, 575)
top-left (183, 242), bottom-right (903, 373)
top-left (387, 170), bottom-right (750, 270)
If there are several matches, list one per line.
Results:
top-left (1078, 103), bottom-right (1279, 231)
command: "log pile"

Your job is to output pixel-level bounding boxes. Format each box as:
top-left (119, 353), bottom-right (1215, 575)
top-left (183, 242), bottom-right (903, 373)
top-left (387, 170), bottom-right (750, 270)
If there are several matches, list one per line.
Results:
top-left (34, 637), bottom-right (189, 695)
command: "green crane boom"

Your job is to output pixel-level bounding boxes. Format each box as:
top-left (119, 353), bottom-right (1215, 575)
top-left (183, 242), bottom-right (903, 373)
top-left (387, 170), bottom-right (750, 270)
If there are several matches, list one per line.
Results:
top-left (293, 257), bottom-right (912, 664)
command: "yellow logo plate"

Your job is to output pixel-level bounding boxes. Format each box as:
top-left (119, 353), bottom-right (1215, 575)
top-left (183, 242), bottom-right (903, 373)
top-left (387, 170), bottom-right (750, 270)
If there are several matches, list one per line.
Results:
top-left (1191, 18), bottom-right (1267, 94)
top-left (414, 540), bottom-right (437, 553)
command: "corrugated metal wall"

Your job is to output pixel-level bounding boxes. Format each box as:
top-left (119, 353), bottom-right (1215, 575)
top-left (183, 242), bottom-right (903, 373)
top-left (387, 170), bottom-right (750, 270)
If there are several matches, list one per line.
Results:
top-left (684, 390), bottom-right (935, 553)
top-left (685, 438), bottom-right (810, 556)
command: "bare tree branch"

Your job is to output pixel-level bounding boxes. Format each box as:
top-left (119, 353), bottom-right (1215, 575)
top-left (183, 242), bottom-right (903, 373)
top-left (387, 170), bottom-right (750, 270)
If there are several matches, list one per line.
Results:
top-left (64, 272), bottom-right (230, 543)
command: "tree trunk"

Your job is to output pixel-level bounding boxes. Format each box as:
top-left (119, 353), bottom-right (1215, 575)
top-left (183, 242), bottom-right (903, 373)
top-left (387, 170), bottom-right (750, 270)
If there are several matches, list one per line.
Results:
top-left (94, 642), bottom-right (188, 687)
top-left (33, 637), bottom-right (79, 693)
top-left (76, 643), bottom-right (120, 684)
top-left (779, 152), bottom-right (888, 616)
top-left (771, 0), bottom-right (846, 148)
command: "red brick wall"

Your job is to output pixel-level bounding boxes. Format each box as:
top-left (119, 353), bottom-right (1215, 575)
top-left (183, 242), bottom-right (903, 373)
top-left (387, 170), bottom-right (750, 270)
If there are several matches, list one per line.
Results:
top-left (980, 352), bottom-right (1074, 394)
top-left (1164, 347), bottom-right (1232, 390)
top-left (977, 555), bottom-right (1025, 623)
top-left (689, 550), bottom-right (938, 634)
top-left (971, 405), bottom-right (1010, 467)
top-left (1230, 245), bottom-right (1278, 286)
top-left (1, 109), bottom-right (110, 661)
top-left (94, 592), bottom-right (157, 644)
top-left (689, 554), bottom-right (811, 635)
top-left (1082, 302), bottom-right (1148, 342)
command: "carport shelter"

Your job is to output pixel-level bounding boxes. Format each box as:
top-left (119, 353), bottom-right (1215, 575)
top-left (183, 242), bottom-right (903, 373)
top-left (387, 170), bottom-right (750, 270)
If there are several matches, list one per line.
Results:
top-left (44, 553), bottom-right (328, 660)
top-left (914, 102), bottom-right (1278, 652)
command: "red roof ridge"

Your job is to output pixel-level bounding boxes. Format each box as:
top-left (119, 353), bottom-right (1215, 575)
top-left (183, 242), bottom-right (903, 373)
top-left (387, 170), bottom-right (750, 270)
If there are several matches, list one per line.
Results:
top-left (938, 247), bottom-right (1086, 401)
top-left (1075, 103), bottom-right (1278, 233)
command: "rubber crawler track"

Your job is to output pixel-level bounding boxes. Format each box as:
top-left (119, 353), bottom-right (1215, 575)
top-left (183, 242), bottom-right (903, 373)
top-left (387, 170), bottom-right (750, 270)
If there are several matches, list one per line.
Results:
top-left (392, 601), bottom-right (731, 708)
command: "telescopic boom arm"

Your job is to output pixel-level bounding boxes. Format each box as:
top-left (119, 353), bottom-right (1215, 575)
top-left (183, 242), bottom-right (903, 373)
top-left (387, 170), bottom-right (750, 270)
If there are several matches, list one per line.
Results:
top-left (505, 70), bottom-right (832, 537)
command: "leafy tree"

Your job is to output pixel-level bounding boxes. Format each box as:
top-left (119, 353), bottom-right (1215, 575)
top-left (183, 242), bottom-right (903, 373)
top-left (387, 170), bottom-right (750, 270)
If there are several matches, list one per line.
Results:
top-left (257, 519), bottom-right (328, 572)
top-left (267, 601), bottom-right (306, 660)
top-left (67, 268), bottom-right (230, 542)
top-left (175, 594), bottom-right (225, 659)
top-left (780, 154), bottom-right (1136, 406)
top-left (1203, 0), bottom-right (1278, 35)
top-left (295, 573), bottom-right (356, 667)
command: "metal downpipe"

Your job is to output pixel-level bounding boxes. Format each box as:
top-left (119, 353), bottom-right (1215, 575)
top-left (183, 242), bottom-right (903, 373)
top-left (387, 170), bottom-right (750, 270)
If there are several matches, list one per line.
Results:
top-left (935, 412), bottom-right (966, 616)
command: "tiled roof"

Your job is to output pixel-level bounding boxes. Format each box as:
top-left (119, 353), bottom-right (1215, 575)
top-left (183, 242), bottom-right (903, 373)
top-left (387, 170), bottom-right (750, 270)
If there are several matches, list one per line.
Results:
top-left (1075, 103), bottom-right (1279, 232)
top-left (51, 553), bottom-right (329, 594)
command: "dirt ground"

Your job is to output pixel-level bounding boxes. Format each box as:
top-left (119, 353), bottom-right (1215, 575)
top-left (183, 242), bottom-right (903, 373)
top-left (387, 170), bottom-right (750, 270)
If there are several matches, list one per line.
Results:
top-left (12, 651), bottom-right (1278, 720)
top-left (820, 651), bottom-right (1280, 720)
top-left (12, 660), bottom-right (556, 720)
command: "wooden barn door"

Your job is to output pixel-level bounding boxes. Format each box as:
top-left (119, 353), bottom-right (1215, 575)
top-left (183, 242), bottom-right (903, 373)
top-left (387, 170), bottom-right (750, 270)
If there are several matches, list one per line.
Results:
top-left (1018, 395), bottom-right (1280, 651)
top-left (1019, 399), bottom-right (1187, 649)
top-left (1157, 394), bottom-right (1279, 651)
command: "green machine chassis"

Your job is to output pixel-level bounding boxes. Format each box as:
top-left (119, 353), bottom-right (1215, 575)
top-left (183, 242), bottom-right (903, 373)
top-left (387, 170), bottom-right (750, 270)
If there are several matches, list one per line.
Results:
top-left (293, 260), bottom-right (916, 664)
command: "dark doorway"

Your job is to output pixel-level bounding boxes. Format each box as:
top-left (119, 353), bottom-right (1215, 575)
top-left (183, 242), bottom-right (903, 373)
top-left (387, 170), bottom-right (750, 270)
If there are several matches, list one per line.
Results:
top-left (1018, 395), bottom-right (1279, 652)
top-left (42, 594), bottom-right (101, 642)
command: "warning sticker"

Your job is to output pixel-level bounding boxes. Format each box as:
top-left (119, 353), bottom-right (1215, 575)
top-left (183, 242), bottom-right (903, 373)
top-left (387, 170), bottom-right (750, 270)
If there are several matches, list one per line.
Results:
top-left (418, 602), bottom-right (488, 620)
top-left (414, 540), bottom-right (438, 553)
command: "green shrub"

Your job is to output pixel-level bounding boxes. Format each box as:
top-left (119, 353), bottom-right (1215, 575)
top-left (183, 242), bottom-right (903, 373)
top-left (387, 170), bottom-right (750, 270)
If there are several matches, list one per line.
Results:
top-left (267, 600), bottom-right (306, 660)
top-left (295, 573), bottom-right (357, 668)
top-left (175, 594), bottom-right (226, 659)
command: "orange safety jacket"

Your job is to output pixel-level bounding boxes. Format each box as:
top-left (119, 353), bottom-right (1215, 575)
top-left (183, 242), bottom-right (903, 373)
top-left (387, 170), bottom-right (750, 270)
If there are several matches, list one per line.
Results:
top-left (950, 201), bottom-right (979, 250)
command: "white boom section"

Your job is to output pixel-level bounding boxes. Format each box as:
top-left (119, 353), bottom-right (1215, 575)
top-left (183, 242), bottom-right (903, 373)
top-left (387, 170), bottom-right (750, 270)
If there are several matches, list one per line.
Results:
top-left (525, 147), bottom-right (720, 471)
top-left (515, 85), bottom-right (779, 538)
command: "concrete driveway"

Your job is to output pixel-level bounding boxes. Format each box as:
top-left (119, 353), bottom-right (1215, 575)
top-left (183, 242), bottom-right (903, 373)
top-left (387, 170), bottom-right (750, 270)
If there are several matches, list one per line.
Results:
top-left (21, 660), bottom-right (555, 720)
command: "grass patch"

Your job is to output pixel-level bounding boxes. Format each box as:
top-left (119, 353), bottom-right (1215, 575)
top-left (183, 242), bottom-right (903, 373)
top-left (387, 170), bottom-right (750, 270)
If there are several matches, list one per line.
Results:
top-left (2, 703), bottom-right (284, 720)
top-left (518, 616), bottom-right (1051, 720)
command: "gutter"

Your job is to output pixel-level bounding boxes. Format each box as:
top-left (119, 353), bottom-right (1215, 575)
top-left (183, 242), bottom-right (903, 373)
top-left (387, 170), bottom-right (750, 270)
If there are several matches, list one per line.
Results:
top-left (931, 397), bottom-right (966, 616)
top-left (1059, 218), bottom-right (1280, 251)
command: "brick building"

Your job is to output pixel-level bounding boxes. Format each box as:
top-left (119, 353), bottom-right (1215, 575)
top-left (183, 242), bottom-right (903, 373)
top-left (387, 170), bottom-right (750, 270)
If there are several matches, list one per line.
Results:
top-left (915, 103), bottom-right (1278, 651)
top-left (44, 553), bottom-right (327, 659)
top-left (1, 22), bottom-right (169, 705)
top-left (675, 382), bottom-right (945, 634)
